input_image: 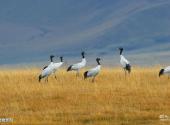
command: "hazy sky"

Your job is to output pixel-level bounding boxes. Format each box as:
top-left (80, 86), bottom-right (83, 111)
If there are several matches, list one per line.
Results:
top-left (0, 0), bottom-right (170, 66)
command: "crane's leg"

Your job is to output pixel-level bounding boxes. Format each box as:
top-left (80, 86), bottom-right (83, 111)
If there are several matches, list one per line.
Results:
top-left (45, 77), bottom-right (48, 83)
top-left (92, 76), bottom-right (95, 83)
top-left (54, 74), bottom-right (57, 80)
top-left (53, 71), bottom-right (57, 80)
top-left (76, 70), bottom-right (80, 77)
top-left (124, 69), bottom-right (127, 77)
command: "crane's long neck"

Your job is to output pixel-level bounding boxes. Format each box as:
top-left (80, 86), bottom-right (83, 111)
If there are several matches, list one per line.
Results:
top-left (120, 55), bottom-right (124, 58)
top-left (120, 49), bottom-right (123, 55)
top-left (60, 57), bottom-right (63, 62)
top-left (82, 54), bottom-right (85, 59)
top-left (50, 57), bottom-right (53, 62)
top-left (97, 61), bottom-right (101, 71)
top-left (97, 60), bottom-right (100, 65)
top-left (82, 58), bottom-right (86, 63)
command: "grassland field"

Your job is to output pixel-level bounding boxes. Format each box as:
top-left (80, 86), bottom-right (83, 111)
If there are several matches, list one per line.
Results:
top-left (0, 67), bottom-right (170, 125)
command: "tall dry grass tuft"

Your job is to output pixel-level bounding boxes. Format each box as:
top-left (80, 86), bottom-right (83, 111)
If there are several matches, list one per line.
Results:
top-left (0, 68), bottom-right (170, 125)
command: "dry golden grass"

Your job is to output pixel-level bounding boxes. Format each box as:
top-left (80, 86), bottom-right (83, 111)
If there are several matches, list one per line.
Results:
top-left (0, 67), bottom-right (170, 125)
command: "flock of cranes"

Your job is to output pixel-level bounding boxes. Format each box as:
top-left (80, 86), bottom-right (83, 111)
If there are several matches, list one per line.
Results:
top-left (39, 47), bottom-right (170, 82)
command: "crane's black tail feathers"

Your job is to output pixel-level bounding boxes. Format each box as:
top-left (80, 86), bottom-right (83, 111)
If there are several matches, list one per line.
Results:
top-left (159, 69), bottom-right (164, 77)
top-left (126, 64), bottom-right (131, 74)
top-left (67, 65), bottom-right (72, 72)
top-left (43, 66), bottom-right (48, 70)
top-left (84, 71), bottom-right (88, 79)
top-left (39, 75), bottom-right (42, 82)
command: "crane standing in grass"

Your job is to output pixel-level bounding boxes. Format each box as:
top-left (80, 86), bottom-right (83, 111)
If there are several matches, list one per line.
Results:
top-left (118, 47), bottom-right (131, 76)
top-left (67, 52), bottom-right (86, 76)
top-left (84, 58), bottom-right (101, 82)
top-left (39, 55), bottom-right (55, 82)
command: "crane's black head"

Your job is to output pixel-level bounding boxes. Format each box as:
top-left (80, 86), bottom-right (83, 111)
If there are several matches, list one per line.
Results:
top-left (50, 55), bottom-right (55, 62)
top-left (50, 55), bottom-right (55, 58)
top-left (96, 58), bottom-right (101, 65)
top-left (118, 47), bottom-right (123, 55)
top-left (60, 56), bottom-right (63, 62)
top-left (81, 51), bottom-right (85, 58)
top-left (159, 69), bottom-right (164, 77)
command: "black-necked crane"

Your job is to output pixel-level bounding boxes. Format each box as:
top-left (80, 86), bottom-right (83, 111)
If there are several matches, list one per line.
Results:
top-left (67, 52), bottom-right (86, 76)
top-left (39, 55), bottom-right (55, 82)
top-left (84, 58), bottom-right (101, 82)
top-left (118, 47), bottom-right (131, 76)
